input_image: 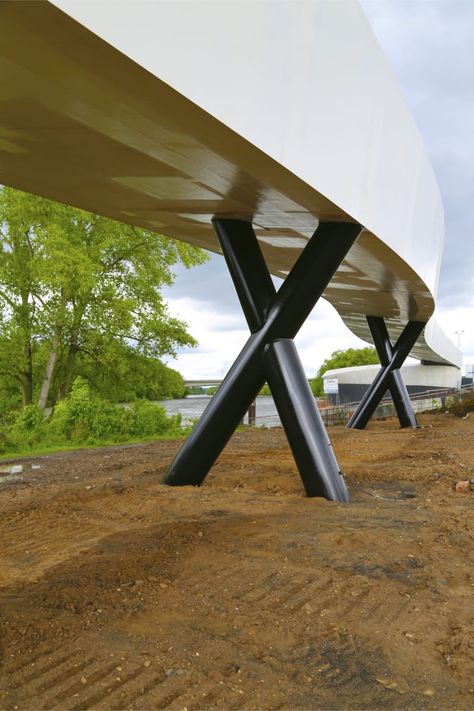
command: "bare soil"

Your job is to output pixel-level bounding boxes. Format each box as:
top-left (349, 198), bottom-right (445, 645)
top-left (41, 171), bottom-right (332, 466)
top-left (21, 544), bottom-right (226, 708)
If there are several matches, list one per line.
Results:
top-left (0, 413), bottom-right (472, 710)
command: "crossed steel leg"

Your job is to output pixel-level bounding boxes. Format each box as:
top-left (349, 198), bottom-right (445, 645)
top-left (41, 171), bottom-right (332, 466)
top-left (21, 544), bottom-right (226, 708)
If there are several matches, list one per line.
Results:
top-left (162, 219), bottom-right (362, 501)
top-left (346, 316), bottom-right (425, 430)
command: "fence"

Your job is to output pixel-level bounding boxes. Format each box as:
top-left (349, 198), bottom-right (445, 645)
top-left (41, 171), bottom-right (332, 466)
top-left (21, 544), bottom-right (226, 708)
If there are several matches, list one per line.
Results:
top-left (320, 382), bottom-right (474, 426)
top-left (245, 382), bottom-right (474, 428)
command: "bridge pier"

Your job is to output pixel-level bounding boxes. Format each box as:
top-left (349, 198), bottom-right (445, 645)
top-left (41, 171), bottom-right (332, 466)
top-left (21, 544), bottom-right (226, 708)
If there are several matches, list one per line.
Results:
top-left (347, 317), bottom-right (425, 430)
top-left (162, 218), bottom-right (362, 501)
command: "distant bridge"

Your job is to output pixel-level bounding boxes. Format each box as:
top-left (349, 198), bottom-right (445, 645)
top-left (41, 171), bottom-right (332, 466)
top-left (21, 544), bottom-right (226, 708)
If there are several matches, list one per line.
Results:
top-left (184, 378), bottom-right (257, 425)
top-left (184, 379), bottom-right (223, 389)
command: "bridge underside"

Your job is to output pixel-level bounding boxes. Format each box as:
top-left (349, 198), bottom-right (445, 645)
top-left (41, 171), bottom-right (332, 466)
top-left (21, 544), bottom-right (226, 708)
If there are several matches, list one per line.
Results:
top-left (0, 1), bottom-right (461, 372)
top-left (0, 1), bottom-right (462, 500)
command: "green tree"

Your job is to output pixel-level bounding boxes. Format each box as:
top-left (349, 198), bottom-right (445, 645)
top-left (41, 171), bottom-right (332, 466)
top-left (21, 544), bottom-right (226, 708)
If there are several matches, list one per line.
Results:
top-left (0, 190), bottom-right (46, 406)
top-left (0, 187), bottom-right (207, 409)
top-left (310, 347), bottom-right (379, 396)
top-left (75, 342), bottom-right (187, 402)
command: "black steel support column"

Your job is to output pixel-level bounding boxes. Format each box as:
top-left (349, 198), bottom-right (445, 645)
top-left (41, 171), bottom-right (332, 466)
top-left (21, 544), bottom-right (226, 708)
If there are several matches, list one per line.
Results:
top-left (367, 316), bottom-right (419, 428)
top-left (162, 219), bottom-right (362, 500)
top-left (264, 339), bottom-right (348, 500)
top-left (347, 318), bottom-right (425, 430)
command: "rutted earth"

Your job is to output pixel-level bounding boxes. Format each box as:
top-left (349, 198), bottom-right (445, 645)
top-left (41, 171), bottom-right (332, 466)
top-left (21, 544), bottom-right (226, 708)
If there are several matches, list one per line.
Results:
top-left (0, 413), bottom-right (472, 710)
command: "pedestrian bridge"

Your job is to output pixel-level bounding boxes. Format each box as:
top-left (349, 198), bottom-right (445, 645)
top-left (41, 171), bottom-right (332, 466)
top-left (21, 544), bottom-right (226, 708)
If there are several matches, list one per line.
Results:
top-left (184, 380), bottom-right (222, 390)
top-left (0, 1), bottom-right (461, 500)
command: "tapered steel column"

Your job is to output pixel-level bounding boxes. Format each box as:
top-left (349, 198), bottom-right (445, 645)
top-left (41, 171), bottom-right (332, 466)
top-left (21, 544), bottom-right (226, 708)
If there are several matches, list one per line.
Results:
top-left (162, 219), bottom-right (362, 500)
top-left (367, 316), bottom-right (419, 428)
top-left (213, 219), bottom-right (275, 332)
top-left (215, 219), bottom-right (348, 500)
top-left (347, 319), bottom-right (425, 430)
top-left (264, 339), bottom-right (348, 500)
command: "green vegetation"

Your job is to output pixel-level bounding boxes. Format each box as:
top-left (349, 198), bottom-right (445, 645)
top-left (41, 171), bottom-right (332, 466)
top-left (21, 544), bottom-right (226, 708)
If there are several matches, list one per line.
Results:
top-left (0, 378), bottom-right (189, 457)
top-left (0, 186), bottom-right (209, 454)
top-left (77, 346), bottom-right (187, 402)
top-left (445, 389), bottom-right (474, 418)
top-left (258, 349), bottom-right (379, 399)
top-left (186, 385), bottom-right (207, 395)
top-left (310, 347), bottom-right (379, 396)
top-left (0, 186), bottom-right (207, 411)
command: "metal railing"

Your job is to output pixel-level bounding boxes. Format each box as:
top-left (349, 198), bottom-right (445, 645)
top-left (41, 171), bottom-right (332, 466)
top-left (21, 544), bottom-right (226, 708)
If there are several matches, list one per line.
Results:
top-left (243, 382), bottom-right (474, 428)
top-left (319, 382), bottom-right (474, 427)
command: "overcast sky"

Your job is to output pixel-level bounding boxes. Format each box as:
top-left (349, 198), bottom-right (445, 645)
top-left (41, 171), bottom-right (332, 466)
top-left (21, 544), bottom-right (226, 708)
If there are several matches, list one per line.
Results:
top-left (163, 0), bottom-right (474, 379)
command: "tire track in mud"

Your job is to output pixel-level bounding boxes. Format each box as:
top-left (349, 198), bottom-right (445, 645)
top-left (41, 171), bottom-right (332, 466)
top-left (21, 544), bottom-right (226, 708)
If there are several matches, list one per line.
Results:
top-left (2, 641), bottom-right (250, 711)
top-left (46, 659), bottom-right (150, 710)
top-left (0, 415), bottom-right (472, 709)
top-left (0, 515), bottom-right (111, 584)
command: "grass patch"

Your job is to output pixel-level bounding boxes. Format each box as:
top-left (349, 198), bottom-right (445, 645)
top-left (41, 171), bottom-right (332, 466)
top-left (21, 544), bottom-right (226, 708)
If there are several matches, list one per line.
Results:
top-left (0, 431), bottom-right (190, 462)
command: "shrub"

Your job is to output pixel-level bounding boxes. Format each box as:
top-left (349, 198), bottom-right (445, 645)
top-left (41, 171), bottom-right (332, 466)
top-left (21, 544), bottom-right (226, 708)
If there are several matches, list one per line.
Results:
top-left (13, 404), bottom-right (45, 431)
top-left (0, 377), bottom-right (185, 455)
top-left (128, 399), bottom-right (182, 437)
top-left (49, 378), bottom-right (97, 440)
top-left (446, 390), bottom-right (474, 418)
top-left (0, 405), bottom-right (48, 453)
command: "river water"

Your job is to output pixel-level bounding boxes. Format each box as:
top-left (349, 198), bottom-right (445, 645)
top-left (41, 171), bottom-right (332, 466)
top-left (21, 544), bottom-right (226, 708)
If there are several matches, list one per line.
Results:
top-left (159, 395), bottom-right (281, 427)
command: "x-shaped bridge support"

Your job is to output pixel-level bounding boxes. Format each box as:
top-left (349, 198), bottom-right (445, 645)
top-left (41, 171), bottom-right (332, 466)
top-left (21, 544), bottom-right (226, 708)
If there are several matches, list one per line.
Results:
top-left (346, 316), bottom-right (425, 430)
top-left (162, 218), bottom-right (362, 501)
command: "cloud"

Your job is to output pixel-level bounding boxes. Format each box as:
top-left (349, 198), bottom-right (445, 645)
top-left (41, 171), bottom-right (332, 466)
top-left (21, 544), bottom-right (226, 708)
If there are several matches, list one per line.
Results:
top-left (361, 0), bottom-right (474, 307)
top-left (168, 254), bottom-right (242, 313)
top-left (163, 261), bottom-right (368, 379)
top-left (435, 305), bottom-right (474, 364)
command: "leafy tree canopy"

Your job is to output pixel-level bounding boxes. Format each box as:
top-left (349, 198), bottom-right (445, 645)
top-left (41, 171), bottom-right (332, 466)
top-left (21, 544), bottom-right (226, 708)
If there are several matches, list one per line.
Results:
top-left (310, 347), bottom-right (379, 396)
top-left (0, 186), bottom-right (208, 410)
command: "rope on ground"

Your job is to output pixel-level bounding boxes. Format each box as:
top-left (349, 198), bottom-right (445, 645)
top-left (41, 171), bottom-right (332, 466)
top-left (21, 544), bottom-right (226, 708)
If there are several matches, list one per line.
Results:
top-left (343, 473), bottom-right (416, 502)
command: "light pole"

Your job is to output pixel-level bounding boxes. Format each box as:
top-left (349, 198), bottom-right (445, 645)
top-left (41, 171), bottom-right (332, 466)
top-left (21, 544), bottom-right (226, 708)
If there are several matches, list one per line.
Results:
top-left (455, 330), bottom-right (464, 349)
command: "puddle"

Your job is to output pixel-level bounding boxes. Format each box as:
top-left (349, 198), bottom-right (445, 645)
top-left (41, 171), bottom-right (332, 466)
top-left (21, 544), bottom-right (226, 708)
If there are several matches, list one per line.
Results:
top-left (0, 463), bottom-right (41, 475)
top-left (0, 462), bottom-right (41, 484)
top-left (0, 474), bottom-right (24, 484)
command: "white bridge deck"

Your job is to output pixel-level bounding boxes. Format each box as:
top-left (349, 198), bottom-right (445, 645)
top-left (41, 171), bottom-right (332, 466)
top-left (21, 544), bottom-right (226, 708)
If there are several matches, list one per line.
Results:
top-left (0, 1), bottom-right (460, 368)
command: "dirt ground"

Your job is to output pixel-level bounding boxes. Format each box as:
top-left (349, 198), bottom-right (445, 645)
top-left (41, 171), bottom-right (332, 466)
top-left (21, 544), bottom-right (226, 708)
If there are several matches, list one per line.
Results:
top-left (0, 413), bottom-right (472, 711)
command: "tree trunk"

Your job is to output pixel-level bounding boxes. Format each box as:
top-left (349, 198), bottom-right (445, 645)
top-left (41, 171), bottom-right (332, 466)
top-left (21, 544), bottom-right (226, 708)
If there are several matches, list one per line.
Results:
top-left (58, 341), bottom-right (79, 400)
top-left (19, 291), bottom-right (34, 407)
top-left (21, 341), bottom-right (33, 406)
top-left (57, 299), bottom-right (88, 401)
top-left (37, 334), bottom-right (60, 410)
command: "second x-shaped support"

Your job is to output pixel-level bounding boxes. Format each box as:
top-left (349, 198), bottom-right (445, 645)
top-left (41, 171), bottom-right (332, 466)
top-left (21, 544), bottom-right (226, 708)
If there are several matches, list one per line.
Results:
top-left (346, 316), bottom-right (425, 430)
top-left (162, 218), bottom-right (362, 501)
